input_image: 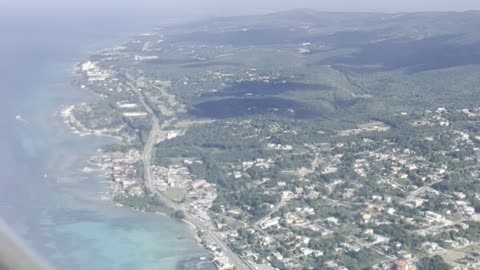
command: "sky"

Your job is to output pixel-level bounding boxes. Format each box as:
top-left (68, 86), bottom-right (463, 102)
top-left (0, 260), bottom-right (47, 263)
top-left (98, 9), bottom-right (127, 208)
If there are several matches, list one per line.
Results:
top-left (3, 0), bottom-right (480, 16)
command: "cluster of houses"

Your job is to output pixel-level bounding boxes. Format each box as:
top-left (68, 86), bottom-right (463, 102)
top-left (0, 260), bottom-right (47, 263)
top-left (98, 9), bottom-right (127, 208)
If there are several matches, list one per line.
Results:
top-left (228, 158), bottom-right (276, 180)
top-left (411, 107), bottom-right (451, 127)
top-left (205, 244), bottom-right (234, 270)
top-left (204, 106), bottom-right (480, 269)
top-left (80, 61), bottom-right (112, 82)
top-left (453, 251), bottom-right (480, 269)
top-left (152, 163), bottom-right (193, 191)
top-left (89, 149), bottom-right (143, 195)
top-left (152, 160), bottom-right (217, 221)
top-left (377, 260), bottom-right (417, 270)
top-left (337, 121), bottom-right (390, 137)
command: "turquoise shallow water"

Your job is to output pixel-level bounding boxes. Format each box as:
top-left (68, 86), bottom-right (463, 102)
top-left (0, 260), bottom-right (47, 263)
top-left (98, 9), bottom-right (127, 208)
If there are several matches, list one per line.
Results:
top-left (0, 12), bottom-right (213, 270)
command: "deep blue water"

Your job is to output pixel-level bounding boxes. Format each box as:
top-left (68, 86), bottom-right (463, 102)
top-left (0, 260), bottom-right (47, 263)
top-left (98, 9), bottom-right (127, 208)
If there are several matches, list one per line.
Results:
top-left (0, 11), bottom-right (212, 270)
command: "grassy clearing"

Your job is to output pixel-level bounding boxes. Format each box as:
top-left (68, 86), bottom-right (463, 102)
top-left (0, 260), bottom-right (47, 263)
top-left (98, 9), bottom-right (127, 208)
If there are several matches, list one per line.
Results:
top-left (163, 187), bottom-right (187, 203)
top-left (442, 245), bottom-right (480, 266)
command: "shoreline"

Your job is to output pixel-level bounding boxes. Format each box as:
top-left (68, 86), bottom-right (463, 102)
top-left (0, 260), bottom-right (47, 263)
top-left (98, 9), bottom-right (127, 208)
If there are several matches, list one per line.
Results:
top-left (3, 14), bottom-right (222, 270)
top-left (61, 104), bottom-right (215, 267)
top-left (62, 26), bottom-right (250, 266)
top-left (60, 104), bottom-right (124, 141)
top-left (61, 66), bottom-right (215, 268)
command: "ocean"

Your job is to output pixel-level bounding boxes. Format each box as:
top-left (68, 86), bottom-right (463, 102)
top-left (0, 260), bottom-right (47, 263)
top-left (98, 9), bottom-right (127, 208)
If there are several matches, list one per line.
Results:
top-left (0, 10), bottom-right (213, 270)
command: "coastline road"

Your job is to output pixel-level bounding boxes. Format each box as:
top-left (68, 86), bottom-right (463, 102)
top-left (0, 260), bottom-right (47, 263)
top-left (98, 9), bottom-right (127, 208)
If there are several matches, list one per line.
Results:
top-left (126, 76), bottom-right (254, 270)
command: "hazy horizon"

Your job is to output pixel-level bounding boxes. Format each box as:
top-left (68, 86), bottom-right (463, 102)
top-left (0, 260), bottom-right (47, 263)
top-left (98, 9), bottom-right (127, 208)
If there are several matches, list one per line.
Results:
top-left (3, 0), bottom-right (480, 18)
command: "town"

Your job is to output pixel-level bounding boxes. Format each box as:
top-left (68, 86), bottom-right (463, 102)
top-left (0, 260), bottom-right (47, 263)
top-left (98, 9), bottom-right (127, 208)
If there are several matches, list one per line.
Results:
top-left (64, 12), bottom-right (480, 270)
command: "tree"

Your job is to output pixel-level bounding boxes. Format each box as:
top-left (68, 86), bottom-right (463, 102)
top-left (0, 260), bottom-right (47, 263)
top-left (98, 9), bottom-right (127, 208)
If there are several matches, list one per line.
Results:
top-left (416, 255), bottom-right (450, 270)
top-left (174, 210), bottom-right (186, 219)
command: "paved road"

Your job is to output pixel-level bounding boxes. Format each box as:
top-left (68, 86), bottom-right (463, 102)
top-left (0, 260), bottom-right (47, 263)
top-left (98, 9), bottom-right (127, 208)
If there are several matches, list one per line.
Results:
top-left (255, 197), bottom-right (289, 226)
top-left (126, 77), bottom-right (253, 270)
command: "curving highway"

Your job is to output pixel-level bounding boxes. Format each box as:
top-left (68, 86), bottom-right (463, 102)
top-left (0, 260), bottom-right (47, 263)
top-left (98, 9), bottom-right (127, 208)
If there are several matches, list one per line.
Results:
top-left (126, 75), bottom-right (253, 270)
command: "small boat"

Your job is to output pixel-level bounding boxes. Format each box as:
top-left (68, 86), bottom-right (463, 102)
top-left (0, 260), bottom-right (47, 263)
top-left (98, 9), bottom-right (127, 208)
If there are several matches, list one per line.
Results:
top-left (16, 115), bottom-right (28, 124)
